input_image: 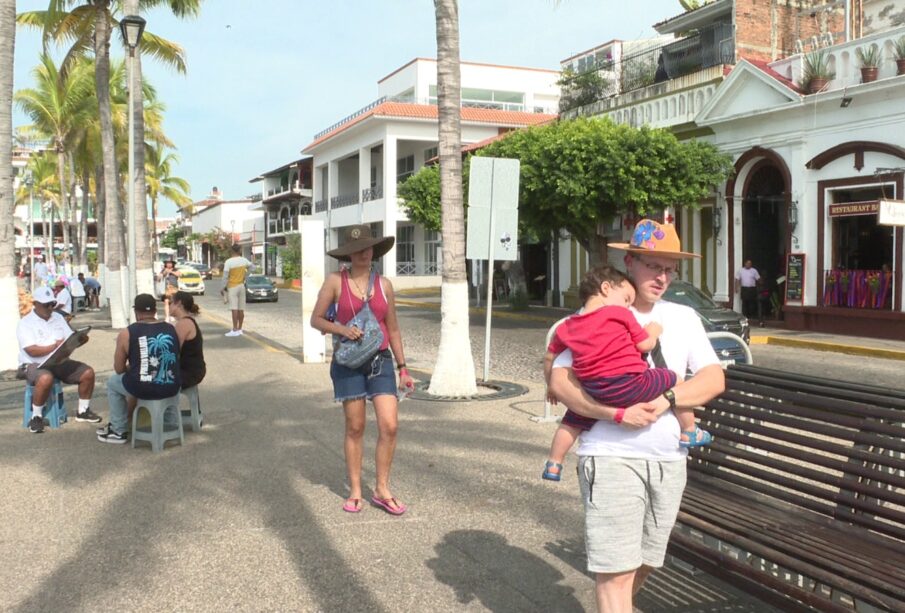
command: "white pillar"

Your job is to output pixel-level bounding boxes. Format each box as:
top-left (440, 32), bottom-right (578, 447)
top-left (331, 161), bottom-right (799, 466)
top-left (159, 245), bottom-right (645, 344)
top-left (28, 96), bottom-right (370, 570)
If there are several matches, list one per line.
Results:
top-left (358, 146), bottom-right (371, 224)
top-left (382, 134), bottom-right (398, 278)
top-left (301, 218), bottom-right (326, 363)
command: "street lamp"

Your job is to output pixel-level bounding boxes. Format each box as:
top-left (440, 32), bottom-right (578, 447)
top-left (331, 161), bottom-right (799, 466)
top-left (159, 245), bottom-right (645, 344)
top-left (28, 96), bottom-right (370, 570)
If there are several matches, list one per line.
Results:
top-left (120, 14), bottom-right (146, 321)
top-left (25, 172), bottom-right (35, 291)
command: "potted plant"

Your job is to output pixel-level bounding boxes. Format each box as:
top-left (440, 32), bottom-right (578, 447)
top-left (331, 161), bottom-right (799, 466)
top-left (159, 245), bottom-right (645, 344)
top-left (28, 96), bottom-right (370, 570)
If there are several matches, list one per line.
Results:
top-left (856, 45), bottom-right (881, 83)
top-left (800, 50), bottom-right (835, 93)
top-left (895, 36), bottom-right (905, 76)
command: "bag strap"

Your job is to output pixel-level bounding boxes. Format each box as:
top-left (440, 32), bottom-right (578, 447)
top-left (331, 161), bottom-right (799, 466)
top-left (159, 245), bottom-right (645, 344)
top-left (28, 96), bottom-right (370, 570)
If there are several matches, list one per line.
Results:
top-left (364, 269), bottom-right (377, 304)
top-left (341, 268), bottom-right (357, 318)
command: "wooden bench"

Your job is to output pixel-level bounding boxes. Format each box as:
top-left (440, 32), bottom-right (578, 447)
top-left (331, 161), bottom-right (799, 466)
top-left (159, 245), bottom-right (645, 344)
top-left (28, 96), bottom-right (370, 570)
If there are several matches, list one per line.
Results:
top-left (669, 364), bottom-right (905, 612)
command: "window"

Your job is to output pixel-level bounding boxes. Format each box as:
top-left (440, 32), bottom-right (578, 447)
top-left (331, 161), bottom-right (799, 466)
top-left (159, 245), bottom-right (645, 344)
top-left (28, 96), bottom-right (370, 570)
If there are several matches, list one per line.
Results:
top-left (424, 229), bottom-right (441, 274)
top-left (396, 225), bottom-right (415, 275)
top-left (396, 155), bottom-right (415, 183)
top-left (428, 85), bottom-right (525, 111)
top-left (423, 147), bottom-right (438, 163)
top-left (370, 166), bottom-right (378, 188)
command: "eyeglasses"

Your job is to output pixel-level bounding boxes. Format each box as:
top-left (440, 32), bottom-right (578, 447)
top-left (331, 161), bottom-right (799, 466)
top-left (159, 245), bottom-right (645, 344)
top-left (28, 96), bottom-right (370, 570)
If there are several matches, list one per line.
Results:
top-left (634, 256), bottom-right (679, 280)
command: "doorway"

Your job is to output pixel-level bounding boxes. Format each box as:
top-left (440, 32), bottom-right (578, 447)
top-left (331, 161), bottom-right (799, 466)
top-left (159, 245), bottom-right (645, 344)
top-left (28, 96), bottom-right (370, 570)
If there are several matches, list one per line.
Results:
top-left (742, 165), bottom-right (788, 318)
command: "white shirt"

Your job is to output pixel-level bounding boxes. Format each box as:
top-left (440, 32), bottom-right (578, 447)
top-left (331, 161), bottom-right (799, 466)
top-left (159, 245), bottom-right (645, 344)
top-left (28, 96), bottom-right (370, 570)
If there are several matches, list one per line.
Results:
top-left (69, 278), bottom-right (86, 298)
top-left (736, 266), bottom-right (760, 288)
top-left (553, 300), bottom-right (719, 461)
top-left (55, 288), bottom-right (73, 314)
top-left (17, 310), bottom-right (73, 365)
top-left (34, 262), bottom-right (48, 282)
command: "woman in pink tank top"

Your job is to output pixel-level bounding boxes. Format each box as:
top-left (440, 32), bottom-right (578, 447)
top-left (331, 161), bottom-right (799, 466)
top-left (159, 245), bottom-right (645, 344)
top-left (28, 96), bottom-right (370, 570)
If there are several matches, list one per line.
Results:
top-left (311, 225), bottom-right (415, 516)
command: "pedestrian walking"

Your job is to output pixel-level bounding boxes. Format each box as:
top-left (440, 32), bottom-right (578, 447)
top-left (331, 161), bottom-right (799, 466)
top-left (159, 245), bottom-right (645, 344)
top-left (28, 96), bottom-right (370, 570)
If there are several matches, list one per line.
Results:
top-left (310, 225), bottom-right (415, 515)
top-left (221, 244), bottom-right (255, 337)
top-left (33, 255), bottom-right (48, 287)
top-left (735, 259), bottom-right (760, 319)
top-left (548, 219), bottom-right (725, 613)
top-left (156, 260), bottom-right (181, 322)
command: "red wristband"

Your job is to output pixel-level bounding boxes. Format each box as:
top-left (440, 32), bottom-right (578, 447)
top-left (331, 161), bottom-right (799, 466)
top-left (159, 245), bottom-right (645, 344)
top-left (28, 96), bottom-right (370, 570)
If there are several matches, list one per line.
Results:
top-left (613, 408), bottom-right (626, 424)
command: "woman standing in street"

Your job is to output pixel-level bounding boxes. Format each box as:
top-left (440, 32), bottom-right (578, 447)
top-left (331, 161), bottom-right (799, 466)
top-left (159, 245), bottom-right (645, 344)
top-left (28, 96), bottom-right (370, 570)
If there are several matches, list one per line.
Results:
top-left (157, 260), bottom-right (181, 321)
top-left (170, 291), bottom-right (206, 390)
top-left (311, 225), bottom-right (415, 515)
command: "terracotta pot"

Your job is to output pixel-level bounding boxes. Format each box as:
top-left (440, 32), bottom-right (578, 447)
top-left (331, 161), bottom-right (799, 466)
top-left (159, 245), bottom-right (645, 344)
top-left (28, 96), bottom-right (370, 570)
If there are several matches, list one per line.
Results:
top-left (897, 58), bottom-right (905, 76)
top-left (808, 78), bottom-right (827, 94)
top-left (861, 66), bottom-right (878, 83)
top-left (291, 278), bottom-right (301, 289)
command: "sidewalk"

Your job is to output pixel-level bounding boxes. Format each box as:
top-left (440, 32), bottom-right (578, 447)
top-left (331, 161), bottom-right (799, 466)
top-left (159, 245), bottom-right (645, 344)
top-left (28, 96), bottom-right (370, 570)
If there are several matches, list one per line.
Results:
top-left (395, 290), bottom-right (905, 361)
top-left (0, 307), bottom-right (772, 612)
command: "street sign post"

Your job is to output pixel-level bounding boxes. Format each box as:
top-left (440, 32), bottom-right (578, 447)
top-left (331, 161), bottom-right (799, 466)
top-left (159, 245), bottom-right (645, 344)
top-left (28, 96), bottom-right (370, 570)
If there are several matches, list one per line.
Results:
top-left (466, 157), bottom-right (520, 381)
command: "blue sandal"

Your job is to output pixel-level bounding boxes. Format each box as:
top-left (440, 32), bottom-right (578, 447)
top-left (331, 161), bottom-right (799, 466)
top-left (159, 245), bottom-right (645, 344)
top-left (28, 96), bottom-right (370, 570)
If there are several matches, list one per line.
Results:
top-left (542, 461), bottom-right (563, 481)
top-left (680, 426), bottom-right (713, 448)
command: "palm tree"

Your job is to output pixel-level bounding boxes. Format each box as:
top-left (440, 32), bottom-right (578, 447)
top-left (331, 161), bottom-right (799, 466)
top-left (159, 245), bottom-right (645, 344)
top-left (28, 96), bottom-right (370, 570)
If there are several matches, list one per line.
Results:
top-left (16, 153), bottom-right (61, 246)
top-left (0, 0), bottom-right (19, 370)
top-left (146, 141), bottom-right (191, 256)
top-left (18, 0), bottom-right (197, 328)
top-left (427, 0), bottom-right (477, 396)
top-left (15, 53), bottom-right (94, 269)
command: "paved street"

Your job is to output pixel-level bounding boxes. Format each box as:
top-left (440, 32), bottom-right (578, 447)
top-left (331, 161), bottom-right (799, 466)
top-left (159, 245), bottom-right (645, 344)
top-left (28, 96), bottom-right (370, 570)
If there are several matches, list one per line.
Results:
top-left (198, 287), bottom-right (905, 390)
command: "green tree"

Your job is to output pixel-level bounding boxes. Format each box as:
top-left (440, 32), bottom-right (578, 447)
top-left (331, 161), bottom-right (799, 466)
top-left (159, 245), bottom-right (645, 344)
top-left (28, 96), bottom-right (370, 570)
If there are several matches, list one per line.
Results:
top-left (146, 142), bottom-right (191, 257)
top-left (429, 0), bottom-right (478, 396)
top-left (478, 117), bottom-right (734, 264)
top-left (0, 0), bottom-right (18, 370)
top-left (278, 233), bottom-right (301, 281)
top-left (398, 163), bottom-right (442, 231)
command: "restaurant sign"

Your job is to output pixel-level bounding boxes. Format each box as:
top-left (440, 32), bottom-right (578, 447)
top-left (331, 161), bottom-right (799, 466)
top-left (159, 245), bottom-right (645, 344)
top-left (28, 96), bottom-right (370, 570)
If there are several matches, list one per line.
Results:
top-left (828, 201), bottom-right (879, 217)
top-left (878, 199), bottom-right (905, 227)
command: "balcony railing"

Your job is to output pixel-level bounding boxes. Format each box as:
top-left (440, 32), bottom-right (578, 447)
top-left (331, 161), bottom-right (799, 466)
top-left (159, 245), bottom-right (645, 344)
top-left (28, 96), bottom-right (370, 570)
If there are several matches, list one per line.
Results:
top-left (362, 186), bottom-right (384, 202)
top-left (314, 199), bottom-right (327, 213)
top-left (397, 261), bottom-right (440, 276)
top-left (563, 22), bottom-right (734, 106)
top-left (822, 269), bottom-right (893, 309)
top-left (267, 217), bottom-right (299, 235)
top-left (330, 194), bottom-right (359, 209)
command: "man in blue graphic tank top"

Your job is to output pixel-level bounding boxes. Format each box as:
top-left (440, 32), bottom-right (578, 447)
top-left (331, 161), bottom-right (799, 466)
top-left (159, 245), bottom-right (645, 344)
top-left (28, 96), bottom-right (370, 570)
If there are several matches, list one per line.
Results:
top-left (97, 294), bottom-right (182, 444)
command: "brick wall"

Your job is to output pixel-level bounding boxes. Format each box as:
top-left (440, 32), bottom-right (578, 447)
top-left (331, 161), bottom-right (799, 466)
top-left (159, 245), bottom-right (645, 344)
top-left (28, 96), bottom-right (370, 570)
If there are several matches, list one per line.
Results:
top-left (735, 0), bottom-right (847, 62)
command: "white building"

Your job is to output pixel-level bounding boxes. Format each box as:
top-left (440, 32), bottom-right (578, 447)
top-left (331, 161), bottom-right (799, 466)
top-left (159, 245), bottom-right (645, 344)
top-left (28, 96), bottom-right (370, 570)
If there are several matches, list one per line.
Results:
top-left (303, 57), bottom-right (559, 287)
top-left (188, 188), bottom-right (262, 266)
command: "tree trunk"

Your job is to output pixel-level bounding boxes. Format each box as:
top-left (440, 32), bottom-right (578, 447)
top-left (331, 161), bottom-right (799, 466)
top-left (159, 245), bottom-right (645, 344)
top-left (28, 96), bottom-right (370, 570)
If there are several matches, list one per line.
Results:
top-left (124, 0), bottom-right (154, 295)
top-left (0, 0), bottom-right (19, 370)
top-left (55, 147), bottom-right (71, 271)
top-left (95, 163), bottom-right (106, 281)
top-left (66, 153), bottom-right (80, 269)
top-left (94, 4), bottom-right (128, 327)
top-left (150, 195), bottom-right (158, 260)
top-left (427, 0), bottom-right (477, 396)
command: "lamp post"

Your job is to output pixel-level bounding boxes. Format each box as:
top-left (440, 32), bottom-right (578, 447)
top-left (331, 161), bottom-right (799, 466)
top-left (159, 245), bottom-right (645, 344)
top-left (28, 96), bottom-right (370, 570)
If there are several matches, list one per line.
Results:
top-left (120, 14), bottom-right (146, 322)
top-left (25, 172), bottom-right (35, 291)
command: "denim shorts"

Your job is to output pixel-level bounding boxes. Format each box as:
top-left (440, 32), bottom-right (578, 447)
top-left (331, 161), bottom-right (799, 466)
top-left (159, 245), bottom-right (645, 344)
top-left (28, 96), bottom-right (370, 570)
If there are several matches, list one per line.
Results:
top-left (330, 349), bottom-right (397, 402)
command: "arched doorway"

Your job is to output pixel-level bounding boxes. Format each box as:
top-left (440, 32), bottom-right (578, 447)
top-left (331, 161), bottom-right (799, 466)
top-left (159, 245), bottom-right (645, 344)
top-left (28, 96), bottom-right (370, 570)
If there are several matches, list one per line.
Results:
top-left (741, 164), bottom-right (789, 319)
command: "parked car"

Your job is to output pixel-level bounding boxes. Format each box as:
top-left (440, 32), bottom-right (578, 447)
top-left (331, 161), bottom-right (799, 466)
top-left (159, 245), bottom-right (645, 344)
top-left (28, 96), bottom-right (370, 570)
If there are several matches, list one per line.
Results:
top-left (185, 261), bottom-right (212, 279)
top-left (177, 266), bottom-right (205, 295)
top-left (245, 275), bottom-right (278, 302)
top-left (663, 280), bottom-right (750, 366)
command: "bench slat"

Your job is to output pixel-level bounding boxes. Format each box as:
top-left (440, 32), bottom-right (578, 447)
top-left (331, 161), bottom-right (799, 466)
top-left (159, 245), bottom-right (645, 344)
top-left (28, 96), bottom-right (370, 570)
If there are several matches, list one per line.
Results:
top-left (730, 364), bottom-right (905, 405)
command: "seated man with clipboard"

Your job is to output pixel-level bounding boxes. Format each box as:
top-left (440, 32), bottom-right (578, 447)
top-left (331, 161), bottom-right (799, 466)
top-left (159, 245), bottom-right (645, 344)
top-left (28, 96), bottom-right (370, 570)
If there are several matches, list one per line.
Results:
top-left (16, 287), bottom-right (101, 433)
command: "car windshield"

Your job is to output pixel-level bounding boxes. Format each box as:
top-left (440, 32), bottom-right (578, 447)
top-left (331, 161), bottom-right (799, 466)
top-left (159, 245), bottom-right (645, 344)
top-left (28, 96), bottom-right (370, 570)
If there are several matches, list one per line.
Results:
top-left (247, 275), bottom-right (270, 285)
top-left (663, 281), bottom-right (717, 310)
top-left (180, 271), bottom-right (201, 279)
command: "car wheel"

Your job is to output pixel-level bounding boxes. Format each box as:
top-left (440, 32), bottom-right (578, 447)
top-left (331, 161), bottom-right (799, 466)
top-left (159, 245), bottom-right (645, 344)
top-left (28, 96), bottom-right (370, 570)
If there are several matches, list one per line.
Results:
top-left (201, 291), bottom-right (205, 296)
top-left (273, 297), bottom-right (278, 303)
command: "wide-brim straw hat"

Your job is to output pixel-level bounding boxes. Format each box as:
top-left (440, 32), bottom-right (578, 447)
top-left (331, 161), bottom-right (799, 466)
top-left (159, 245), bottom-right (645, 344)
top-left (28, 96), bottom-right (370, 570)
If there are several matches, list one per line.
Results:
top-left (609, 219), bottom-right (701, 259)
top-left (327, 224), bottom-right (395, 262)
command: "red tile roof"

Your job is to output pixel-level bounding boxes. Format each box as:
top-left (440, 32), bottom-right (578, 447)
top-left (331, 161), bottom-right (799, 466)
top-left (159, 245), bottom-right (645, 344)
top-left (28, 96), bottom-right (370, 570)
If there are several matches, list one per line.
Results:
top-left (304, 102), bottom-right (557, 151)
top-left (742, 59), bottom-right (804, 94)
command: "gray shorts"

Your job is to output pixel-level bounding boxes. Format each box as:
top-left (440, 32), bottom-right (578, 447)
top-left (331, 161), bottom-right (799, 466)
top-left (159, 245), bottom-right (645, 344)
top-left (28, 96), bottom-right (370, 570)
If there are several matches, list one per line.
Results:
top-left (20, 360), bottom-right (91, 386)
top-left (227, 284), bottom-right (245, 310)
top-left (578, 456), bottom-right (686, 574)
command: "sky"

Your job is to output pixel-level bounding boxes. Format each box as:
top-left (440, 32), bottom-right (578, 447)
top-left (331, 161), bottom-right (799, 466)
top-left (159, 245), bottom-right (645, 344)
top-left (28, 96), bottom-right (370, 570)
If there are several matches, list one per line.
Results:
top-left (13, 0), bottom-right (681, 216)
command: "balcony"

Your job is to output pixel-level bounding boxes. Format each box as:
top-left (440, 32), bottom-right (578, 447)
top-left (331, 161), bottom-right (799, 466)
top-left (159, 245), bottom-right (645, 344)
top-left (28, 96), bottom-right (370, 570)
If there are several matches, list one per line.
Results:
top-left (769, 25), bottom-right (905, 94)
top-left (314, 199), bottom-right (328, 213)
top-left (362, 186), bottom-right (383, 202)
top-left (330, 194), bottom-right (359, 209)
top-left (397, 261), bottom-right (439, 276)
top-left (267, 217), bottom-right (299, 235)
top-left (263, 181), bottom-right (313, 203)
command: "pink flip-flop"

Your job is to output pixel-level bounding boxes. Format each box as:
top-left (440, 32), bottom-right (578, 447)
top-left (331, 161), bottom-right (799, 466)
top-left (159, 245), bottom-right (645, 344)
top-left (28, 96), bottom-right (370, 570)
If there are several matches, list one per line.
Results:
top-left (342, 498), bottom-right (363, 513)
top-left (370, 496), bottom-right (407, 516)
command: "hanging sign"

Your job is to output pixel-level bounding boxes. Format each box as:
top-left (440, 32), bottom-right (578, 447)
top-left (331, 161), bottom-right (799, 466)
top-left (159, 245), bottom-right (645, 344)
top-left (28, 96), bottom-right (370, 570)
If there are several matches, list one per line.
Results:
top-left (878, 199), bottom-right (905, 226)
top-left (828, 201), bottom-right (879, 217)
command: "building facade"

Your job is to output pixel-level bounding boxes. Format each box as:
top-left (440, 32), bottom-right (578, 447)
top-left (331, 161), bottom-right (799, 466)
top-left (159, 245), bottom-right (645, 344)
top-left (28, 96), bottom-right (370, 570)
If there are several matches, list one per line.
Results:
top-left (303, 58), bottom-right (559, 287)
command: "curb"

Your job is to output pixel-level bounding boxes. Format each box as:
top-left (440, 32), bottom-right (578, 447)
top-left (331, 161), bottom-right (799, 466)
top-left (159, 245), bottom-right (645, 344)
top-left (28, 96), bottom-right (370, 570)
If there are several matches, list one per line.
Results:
top-left (394, 299), bottom-right (564, 324)
top-left (750, 335), bottom-right (905, 361)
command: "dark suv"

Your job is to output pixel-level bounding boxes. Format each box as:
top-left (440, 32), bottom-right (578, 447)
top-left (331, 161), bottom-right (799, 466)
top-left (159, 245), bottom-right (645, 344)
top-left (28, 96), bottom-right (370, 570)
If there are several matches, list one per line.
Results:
top-left (663, 280), bottom-right (750, 344)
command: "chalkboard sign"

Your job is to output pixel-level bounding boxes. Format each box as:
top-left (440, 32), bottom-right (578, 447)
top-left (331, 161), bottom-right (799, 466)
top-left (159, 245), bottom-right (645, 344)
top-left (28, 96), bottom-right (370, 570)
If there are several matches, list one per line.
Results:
top-left (785, 253), bottom-right (805, 304)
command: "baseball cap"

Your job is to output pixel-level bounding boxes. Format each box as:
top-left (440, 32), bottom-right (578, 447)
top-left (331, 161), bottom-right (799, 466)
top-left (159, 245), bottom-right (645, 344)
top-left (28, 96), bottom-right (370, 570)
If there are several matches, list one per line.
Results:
top-left (32, 286), bottom-right (57, 305)
top-left (133, 293), bottom-right (157, 312)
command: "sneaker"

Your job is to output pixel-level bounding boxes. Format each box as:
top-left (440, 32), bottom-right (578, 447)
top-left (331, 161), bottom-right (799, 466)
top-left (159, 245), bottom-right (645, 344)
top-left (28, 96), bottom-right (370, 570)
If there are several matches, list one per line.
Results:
top-left (96, 423), bottom-right (128, 444)
top-left (28, 415), bottom-right (45, 434)
top-left (225, 330), bottom-right (239, 337)
top-left (236, 329), bottom-right (244, 335)
top-left (76, 408), bottom-right (102, 423)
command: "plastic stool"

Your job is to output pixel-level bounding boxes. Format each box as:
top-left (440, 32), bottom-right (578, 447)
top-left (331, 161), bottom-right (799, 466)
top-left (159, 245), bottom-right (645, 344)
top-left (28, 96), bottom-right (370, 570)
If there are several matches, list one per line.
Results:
top-left (23, 380), bottom-right (68, 429)
top-left (180, 386), bottom-right (203, 432)
top-left (131, 395), bottom-right (183, 452)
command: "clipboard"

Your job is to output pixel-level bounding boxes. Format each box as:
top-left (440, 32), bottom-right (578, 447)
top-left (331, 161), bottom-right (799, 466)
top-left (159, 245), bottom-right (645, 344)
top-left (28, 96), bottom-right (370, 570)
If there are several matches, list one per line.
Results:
top-left (39, 326), bottom-right (91, 368)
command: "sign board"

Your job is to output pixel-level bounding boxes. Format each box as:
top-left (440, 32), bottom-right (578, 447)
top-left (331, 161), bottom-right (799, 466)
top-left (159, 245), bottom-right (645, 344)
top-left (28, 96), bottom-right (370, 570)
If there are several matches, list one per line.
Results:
top-left (878, 199), bottom-right (905, 226)
top-left (828, 201), bottom-right (879, 217)
top-left (784, 252), bottom-right (805, 305)
top-left (468, 157), bottom-right (520, 210)
top-left (466, 207), bottom-right (519, 261)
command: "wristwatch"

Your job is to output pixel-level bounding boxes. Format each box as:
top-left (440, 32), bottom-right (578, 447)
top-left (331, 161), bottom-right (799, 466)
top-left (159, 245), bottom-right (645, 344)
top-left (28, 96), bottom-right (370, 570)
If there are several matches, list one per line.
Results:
top-left (662, 389), bottom-right (676, 410)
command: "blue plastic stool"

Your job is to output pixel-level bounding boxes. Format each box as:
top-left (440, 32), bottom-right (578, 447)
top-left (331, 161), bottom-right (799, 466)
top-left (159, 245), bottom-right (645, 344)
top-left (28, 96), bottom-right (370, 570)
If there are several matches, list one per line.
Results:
top-left (23, 380), bottom-right (68, 429)
top-left (131, 395), bottom-right (184, 452)
top-left (180, 386), bottom-right (203, 432)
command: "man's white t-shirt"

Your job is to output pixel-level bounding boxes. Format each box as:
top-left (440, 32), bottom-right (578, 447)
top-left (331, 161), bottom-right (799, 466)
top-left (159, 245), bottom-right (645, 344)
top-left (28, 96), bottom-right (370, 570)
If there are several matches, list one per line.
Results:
top-left (33, 262), bottom-right (48, 283)
top-left (69, 278), bottom-right (86, 298)
top-left (553, 300), bottom-right (718, 461)
top-left (736, 267), bottom-right (760, 288)
top-left (55, 288), bottom-right (73, 315)
top-left (17, 311), bottom-right (73, 365)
